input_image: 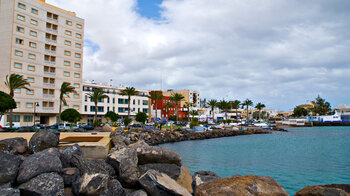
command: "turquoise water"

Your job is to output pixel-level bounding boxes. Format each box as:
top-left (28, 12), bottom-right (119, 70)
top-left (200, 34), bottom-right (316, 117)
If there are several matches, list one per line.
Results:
top-left (160, 127), bottom-right (350, 195)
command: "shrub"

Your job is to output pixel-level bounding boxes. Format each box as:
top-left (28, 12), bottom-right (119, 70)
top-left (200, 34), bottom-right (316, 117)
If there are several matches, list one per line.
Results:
top-left (105, 111), bottom-right (120, 122)
top-left (61, 109), bottom-right (81, 124)
top-left (135, 112), bottom-right (147, 124)
top-left (123, 117), bottom-right (132, 127)
top-left (190, 118), bottom-right (199, 129)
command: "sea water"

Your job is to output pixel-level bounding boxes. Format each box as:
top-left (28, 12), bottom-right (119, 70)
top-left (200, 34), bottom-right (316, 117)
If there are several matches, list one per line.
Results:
top-left (160, 126), bottom-right (350, 195)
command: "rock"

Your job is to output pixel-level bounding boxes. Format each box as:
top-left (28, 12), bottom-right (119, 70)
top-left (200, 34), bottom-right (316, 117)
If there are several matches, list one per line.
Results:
top-left (29, 129), bottom-right (60, 153)
top-left (139, 163), bottom-right (181, 180)
top-left (192, 170), bottom-right (220, 192)
top-left (139, 170), bottom-right (191, 196)
top-left (59, 144), bottom-right (83, 168)
top-left (177, 167), bottom-right (193, 194)
top-left (110, 132), bottom-right (128, 149)
top-left (136, 146), bottom-right (182, 166)
top-left (102, 124), bottom-right (114, 132)
top-left (19, 172), bottom-right (64, 196)
top-left (71, 154), bottom-right (115, 176)
top-left (106, 147), bottom-right (139, 187)
top-left (0, 182), bottom-right (11, 189)
top-left (127, 189), bottom-right (148, 196)
top-left (60, 167), bottom-right (80, 187)
top-left (79, 173), bottom-right (109, 195)
top-left (0, 137), bottom-right (27, 154)
top-left (128, 140), bottom-right (149, 148)
top-left (17, 148), bottom-right (62, 184)
top-left (295, 184), bottom-right (350, 196)
top-left (104, 178), bottom-right (126, 196)
top-left (194, 175), bottom-right (289, 196)
top-left (0, 188), bottom-right (20, 196)
top-left (0, 153), bottom-right (21, 184)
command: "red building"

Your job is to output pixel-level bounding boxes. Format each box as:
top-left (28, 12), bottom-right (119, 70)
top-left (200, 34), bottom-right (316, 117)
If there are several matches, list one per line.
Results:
top-left (150, 91), bottom-right (188, 121)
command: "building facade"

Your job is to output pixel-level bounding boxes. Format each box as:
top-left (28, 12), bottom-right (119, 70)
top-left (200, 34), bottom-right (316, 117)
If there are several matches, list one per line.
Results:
top-left (81, 82), bottom-right (150, 124)
top-left (0, 0), bottom-right (84, 126)
top-left (163, 89), bottom-right (200, 108)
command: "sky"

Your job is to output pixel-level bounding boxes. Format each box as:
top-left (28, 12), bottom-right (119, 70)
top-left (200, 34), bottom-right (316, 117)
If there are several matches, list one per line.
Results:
top-left (46, 0), bottom-right (350, 111)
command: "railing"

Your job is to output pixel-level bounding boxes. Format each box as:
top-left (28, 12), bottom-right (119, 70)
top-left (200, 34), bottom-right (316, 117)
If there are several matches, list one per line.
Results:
top-left (45, 49), bottom-right (56, 54)
top-left (44, 71), bottom-right (56, 76)
top-left (45, 38), bottom-right (57, 44)
top-left (43, 94), bottom-right (54, 98)
top-left (42, 107), bottom-right (54, 111)
top-left (46, 28), bottom-right (58, 33)
top-left (43, 83), bottom-right (55, 87)
top-left (47, 17), bottom-right (58, 23)
top-left (44, 60), bottom-right (56, 65)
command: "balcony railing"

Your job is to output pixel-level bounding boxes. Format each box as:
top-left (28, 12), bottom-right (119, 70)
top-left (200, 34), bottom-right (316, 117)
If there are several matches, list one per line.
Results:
top-left (43, 83), bottom-right (55, 87)
top-left (42, 107), bottom-right (54, 111)
top-left (46, 28), bottom-right (58, 33)
top-left (47, 17), bottom-right (58, 23)
top-left (45, 49), bottom-right (56, 54)
top-left (44, 71), bottom-right (56, 76)
top-left (44, 60), bottom-right (56, 65)
top-left (45, 38), bottom-right (57, 44)
top-left (43, 94), bottom-right (54, 98)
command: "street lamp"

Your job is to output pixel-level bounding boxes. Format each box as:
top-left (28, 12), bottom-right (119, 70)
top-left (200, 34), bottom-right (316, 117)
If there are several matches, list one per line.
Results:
top-left (33, 102), bottom-right (39, 126)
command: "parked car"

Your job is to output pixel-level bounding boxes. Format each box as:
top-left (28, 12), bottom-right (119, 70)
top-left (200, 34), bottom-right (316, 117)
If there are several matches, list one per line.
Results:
top-left (132, 124), bottom-right (142, 129)
top-left (4, 122), bottom-right (21, 128)
top-left (47, 124), bottom-right (59, 129)
top-left (58, 123), bottom-right (78, 130)
top-left (82, 125), bottom-right (94, 130)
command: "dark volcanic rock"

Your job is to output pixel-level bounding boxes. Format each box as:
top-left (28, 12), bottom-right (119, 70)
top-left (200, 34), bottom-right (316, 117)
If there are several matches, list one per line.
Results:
top-left (29, 129), bottom-right (60, 153)
top-left (106, 147), bottom-right (139, 187)
top-left (79, 173), bottom-right (109, 195)
top-left (195, 175), bottom-right (289, 196)
top-left (139, 170), bottom-right (191, 196)
top-left (192, 170), bottom-right (220, 192)
top-left (127, 189), bottom-right (148, 196)
top-left (103, 178), bottom-right (126, 196)
top-left (60, 167), bottom-right (80, 186)
top-left (59, 144), bottom-right (82, 168)
top-left (295, 184), bottom-right (350, 196)
top-left (19, 172), bottom-right (64, 196)
top-left (0, 153), bottom-right (21, 184)
top-left (110, 131), bottom-right (129, 149)
top-left (71, 154), bottom-right (115, 176)
top-left (17, 148), bottom-right (62, 184)
top-left (0, 137), bottom-right (27, 154)
top-left (136, 146), bottom-right (182, 166)
top-left (0, 187), bottom-right (20, 196)
top-left (138, 163), bottom-right (181, 180)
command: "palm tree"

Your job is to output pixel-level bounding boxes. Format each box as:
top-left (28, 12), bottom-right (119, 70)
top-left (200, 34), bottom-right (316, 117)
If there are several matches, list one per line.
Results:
top-left (242, 99), bottom-right (253, 124)
top-left (59, 82), bottom-right (76, 123)
top-left (255, 102), bottom-right (266, 120)
top-left (170, 93), bottom-right (184, 122)
top-left (148, 91), bottom-right (164, 124)
top-left (189, 110), bottom-right (198, 120)
top-left (87, 88), bottom-right (109, 122)
top-left (231, 100), bottom-right (241, 121)
top-left (4, 74), bottom-right (30, 128)
top-left (183, 102), bottom-right (192, 121)
top-left (163, 102), bottom-right (173, 120)
top-left (218, 100), bottom-right (230, 120)
top-left (119, 87), bottom-right (139, 119)
top-left (207, 99), bottom-right (217, 121)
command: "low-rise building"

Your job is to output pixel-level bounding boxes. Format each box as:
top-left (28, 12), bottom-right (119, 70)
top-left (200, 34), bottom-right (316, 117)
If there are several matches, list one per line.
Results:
top-left (163, 89), bottom-right (200, 108)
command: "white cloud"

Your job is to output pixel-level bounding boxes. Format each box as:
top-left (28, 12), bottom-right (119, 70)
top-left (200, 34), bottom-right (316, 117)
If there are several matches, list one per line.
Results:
top-left (47, 0), bottom-right (350, 110)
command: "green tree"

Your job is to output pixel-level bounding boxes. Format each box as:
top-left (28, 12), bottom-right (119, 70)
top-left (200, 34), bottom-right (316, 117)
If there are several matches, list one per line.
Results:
top-left (242, 99), bottom-right (253, 123)
top-left (0, 91), bottom-right (17, 122)
top-left (60, 109), bottom-right (81, 125)
top-left (105, 111), bottom-right (120, 122)
top-left (255, 102), bottom-right (266, 120)
top-left (123, 117), bottom-right (132, 127)
top-left (310, 95), bottom-right (332, 115)
top-left (120, 87), bottom-right (139, 119)
top-left (170, 93), bottom-right (184, 122)
top-left (59, 82), bottom-right (76, 123)
top-left (163, 102), bottom-right (173, 120)
top-left (292, 106), bottom-right (309, 117)
top-left (148, 91), bottom-right (164, 124)
top-left (4, 74), bottom-right (30, 128)
top-left (217, 100), bottom-right (230, 120)
top-left (189, 110), bottom-right (198, 120)
top-left (135, 112), bottom-right (148, 124)
top-left (87, 88), bottom-right (109, 122)
top-left (184, 102), bottom-right (192, 120)
top-left (230, 100), bottom-right (241, 121)
top-left (207, 99), bottom-right (217, 121)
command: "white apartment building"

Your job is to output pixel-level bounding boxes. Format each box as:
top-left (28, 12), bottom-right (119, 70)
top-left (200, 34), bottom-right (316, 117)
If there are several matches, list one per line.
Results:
top-left (0, 0), bottom-right (84, 126)
top-left (81, 82), bottom-right (150, 124)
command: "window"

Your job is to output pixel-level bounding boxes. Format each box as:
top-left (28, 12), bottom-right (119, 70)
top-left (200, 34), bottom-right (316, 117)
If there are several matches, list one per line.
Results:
top-left (29, 42), bottom-right (36, 48)
top-left (74, 94), bottom-right (79, 98)
top-left (7, 115), bottom-right (20, 122)
top-left (14, 88), bottom-right (21, 93)
top-left (16, 26), bottom-right (24, 33)
top-left (26, 102), bottom-right (33, 108)
top-left (74, 83), bottom-right (80, 88)
top-left (65, 30), bottom-right (72, 36)
top-left (24, 115), bottom-right (33, 122)
top-left (27, 77), bottom-right (34, 83)
top-left (75, 53), bottom-right (81, 58)
top-left (73, 105), bottom-right (79, 110)
top-left (17, 14), bottom-right (25, 21)
top-left (64, 61), bottom-right (70, 66)
top-left (30, 19), bottom-right (38, 25)
top-left (27, 89), bottom-right (34, 95)
top-left (15, 50), bottom-right (23, 57)
top-left (66, 20), bottom-right (72, 26)
top-left (28, 53), bottom-right (36, 59)
top-left (18, 2), bottom-right (26, 9)
top-left (16, 102), bottom-right (20, 108)
top-left (28, 65), bottom-right (35, 71)
top-left (75, 43), bottom-right (81, 48)
top-left (29, 30), bottom-right (37, 37)
top-left (76, 23), bottom-right (82, 29)
top-left (15, 38), bottom-right (23, 45)
top-left (84, 105), bottom-right (87, 112)
top-left (31, 8), bottom-right (38, 14)
top-left (64, 50), bottom-right (71, 56)
top-left (14, 62), bottom-right (22, 69)
top-left (65, 40), bottom-right (71, 46)
top-left (63, 105), bottom-right (68, 109)
top-left (63, 71), bottom-right (70, 77)
top-left (74, 63), bottom-right (81, 68)
top-left (76, 33), bottom-right (82, 39)
top-left (74, 73), bottom-right (80, 78)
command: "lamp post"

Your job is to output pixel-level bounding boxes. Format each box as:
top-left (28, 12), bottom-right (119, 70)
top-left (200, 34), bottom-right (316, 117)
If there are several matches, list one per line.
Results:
top-left (33, 102), bottom-right (39, 126)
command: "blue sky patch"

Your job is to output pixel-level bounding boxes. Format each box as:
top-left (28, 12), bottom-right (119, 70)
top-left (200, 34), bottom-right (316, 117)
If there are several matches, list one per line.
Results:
top-left (84, 39), bottom-right (100, 53)
top-left (136, 0), bottom-right (163, 20)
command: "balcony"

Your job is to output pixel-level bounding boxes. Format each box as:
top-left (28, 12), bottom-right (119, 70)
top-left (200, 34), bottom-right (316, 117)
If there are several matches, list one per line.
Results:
top-left (47, 17), bottom-right (58, 23)
top-left (43, 83), bottom-right (55, 87)
top-left (44, 60), bottom-right (56, 65)
top-left (42, 107), bottom-right (54, 111)
top-left (43, 94), bottom-right (54, 98)
top-left (45, 49), bottom-right (56, 54)
top-left (44, 71), bottom-right (56, 76)
top-left (45, 38), bottom-right (57, 44)
top-left (46, 28), bottom-right (58, 34)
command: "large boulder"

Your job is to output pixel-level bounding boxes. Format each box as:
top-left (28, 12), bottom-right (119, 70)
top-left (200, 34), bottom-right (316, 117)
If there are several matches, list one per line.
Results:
top-left (59, 144), bottom-right (83, 168)
top-left (17, 148), bottom-right (62, 184)
top-left (110, 132), bottom-right (129, 149)
top-left (104, 178), bottom-right (126, 196)
top-left (128, 140), bottom-right (149, 148)
top-left (29, 129), bottom-right (60, 153)
top-left (71, 154), bottom-right (115, 176)
top-left (0, 153), bottom-right (21, 185)
top-left (195, 175), bottom-right (289, 196)
top-left (177, 167), bottom-right (193, 194)
top-left (139, 163), bottom-right (181, 180)
top-left (127, 189), bottom-right (148, 196)
top-left (0, 188), bottom-right (20, 196)
top-left (0, 137), bottom-right (27, 154)
top-left (60, 168), bottom-right (80, 190)
top-left (18, 172), bottom-right (64, 196)
top-left (139, 170), bottom-right (191, 196)
top-left (106, 147), bottom-right (139, 187)
top-left (192, 170), bottom-right (220, 192)
top-left (295, 184), bottom-right (350, 196)
top-left (136, 146), bottom-right (182, 166)
top-left (79, 173), bottom-right (109, 196)
top-left (102, 124), bottom-right (114, 132)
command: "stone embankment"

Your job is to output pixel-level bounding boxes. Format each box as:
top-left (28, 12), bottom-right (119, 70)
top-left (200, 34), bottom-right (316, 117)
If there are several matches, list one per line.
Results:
top-left (1, 129), bottom-right (348, 196)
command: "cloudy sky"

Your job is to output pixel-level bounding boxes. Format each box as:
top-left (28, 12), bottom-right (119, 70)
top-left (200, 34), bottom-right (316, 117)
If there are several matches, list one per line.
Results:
top-left (47, 0), bottom-right (350, 111)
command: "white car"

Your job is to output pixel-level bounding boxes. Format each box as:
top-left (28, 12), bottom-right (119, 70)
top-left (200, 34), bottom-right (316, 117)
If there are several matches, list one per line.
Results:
top-left (4, 122), bottom-right (21, 128)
